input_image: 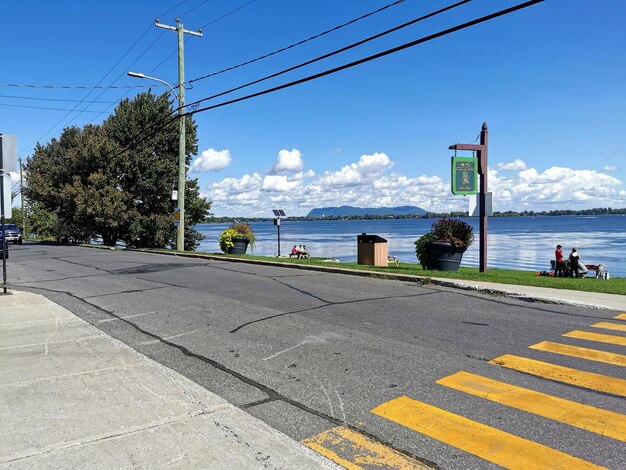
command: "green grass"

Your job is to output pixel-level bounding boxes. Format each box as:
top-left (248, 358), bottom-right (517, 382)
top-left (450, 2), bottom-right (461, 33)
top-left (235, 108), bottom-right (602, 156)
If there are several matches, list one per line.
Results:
top-left (192, 252), bottom-right (626, 295)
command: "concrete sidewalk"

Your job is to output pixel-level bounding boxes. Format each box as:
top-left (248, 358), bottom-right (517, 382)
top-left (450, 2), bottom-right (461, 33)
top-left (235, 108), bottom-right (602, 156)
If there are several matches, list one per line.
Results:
top-left (430, 277), bottom-right (626, 311)
top-left (0, 290), bottom-right (340, 469)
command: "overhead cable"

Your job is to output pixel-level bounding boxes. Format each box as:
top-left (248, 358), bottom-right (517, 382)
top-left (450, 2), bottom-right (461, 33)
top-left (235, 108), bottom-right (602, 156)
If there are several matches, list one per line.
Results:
top-left (188, 0), bottom-right (406, 85)
top-left (86, 0), bottom-right (545, 169)
top-left (0, 94), bottom-right (117, 104)
top-left (185, 0), bottom-right (471, 108)
top-left (0, 103), bottom-right (107, 113)
top-left (183, 0), bottom-right (545, 117)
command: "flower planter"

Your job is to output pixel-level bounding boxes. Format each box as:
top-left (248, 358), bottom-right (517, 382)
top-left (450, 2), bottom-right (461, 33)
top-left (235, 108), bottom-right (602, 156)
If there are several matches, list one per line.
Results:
top-left (426, 242), bottom-right (466, 271)
top-left (230, 236), bottom-right (249, 255)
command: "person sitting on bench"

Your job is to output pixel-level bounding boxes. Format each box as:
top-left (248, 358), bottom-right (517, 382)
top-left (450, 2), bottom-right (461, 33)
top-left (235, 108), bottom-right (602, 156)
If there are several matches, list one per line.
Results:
top-left (300, 245), bottom-right (309, 259)
top-left (289, 245), bottom-right (298, 258)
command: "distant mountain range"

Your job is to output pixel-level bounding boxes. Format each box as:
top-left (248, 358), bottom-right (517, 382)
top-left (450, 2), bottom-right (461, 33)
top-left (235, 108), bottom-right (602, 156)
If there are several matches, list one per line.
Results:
top-left (306, 205), bottom-right (427, 217)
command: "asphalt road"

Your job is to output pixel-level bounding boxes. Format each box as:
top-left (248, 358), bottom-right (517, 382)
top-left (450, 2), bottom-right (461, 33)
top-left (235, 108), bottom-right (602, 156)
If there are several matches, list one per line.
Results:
top-left (5, 243), bottom-right (625, 469)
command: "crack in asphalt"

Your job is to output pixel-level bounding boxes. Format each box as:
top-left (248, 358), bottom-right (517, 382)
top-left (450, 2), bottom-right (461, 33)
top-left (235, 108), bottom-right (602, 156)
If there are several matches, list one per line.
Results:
top-left (83, 286), bottom-right (168, 299)
top-left (229, 290), bottom-right (441, 334)
top-left (19, 284), bottom-right (434, 468)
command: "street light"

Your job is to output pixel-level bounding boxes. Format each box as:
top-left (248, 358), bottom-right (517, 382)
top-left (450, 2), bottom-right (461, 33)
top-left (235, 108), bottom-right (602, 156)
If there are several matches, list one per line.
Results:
top-left (127, 71), bottom-right (187, 251)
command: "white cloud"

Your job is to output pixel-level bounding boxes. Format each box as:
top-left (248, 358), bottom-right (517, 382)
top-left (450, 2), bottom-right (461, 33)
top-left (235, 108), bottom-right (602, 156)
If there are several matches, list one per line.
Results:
top-left (262, 175), bottom-right (302, 192)
top-left (271, 149), bottom-right (303, 173)
top-left (603, 165), bottom-right (620, 171)
top-left (495, 159), bottom-right (527, 171)
top-left (317, 152), bottom-right (392, 187)
top-left (201, 151), bottom-right (626, 217)
top-left (190, 148), bottom-right (231, 173)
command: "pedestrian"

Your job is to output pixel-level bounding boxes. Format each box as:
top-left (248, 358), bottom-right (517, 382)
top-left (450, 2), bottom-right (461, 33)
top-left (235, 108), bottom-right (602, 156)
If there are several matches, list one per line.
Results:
top-left (569, 247), bottom-right (588, 278)
top-left (554, 244), bottom-right (564, 277)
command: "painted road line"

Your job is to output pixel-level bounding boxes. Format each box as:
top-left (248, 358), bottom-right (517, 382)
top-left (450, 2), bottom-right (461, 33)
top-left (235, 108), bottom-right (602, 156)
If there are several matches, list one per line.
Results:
top-left (529, 341), bottom-right (626, 367)
top-left (301, 425), bottom-right (431, 469)
top-left (371, 396), bottom-right (604, 469)
top-left (591, 322), bottom-right (626, 332)
top-left (437, 371), bottom-right (626, 442)
top-left (563, 330), bottom-right (626, 347)
top-left (614, 313), bottom-right (626, 321)
top-left (490, 355), bottom-right (626, 397)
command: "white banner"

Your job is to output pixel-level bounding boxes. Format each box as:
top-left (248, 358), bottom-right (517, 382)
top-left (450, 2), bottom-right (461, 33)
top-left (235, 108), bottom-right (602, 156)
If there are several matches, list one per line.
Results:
top-left (0, 135), bottom-right (17, 173)
top-left (1, 173), bottom-right (11, 219)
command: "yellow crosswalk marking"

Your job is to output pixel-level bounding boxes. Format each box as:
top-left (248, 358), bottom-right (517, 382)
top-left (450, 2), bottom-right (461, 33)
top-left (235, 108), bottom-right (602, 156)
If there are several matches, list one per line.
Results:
top-left (530, 341), bottom-right (626, 367)
top-left (564, 330), bottom-right (626, 347)
top-left (371, 396), bottom-right (604, 469)
top-left (437, 371), bottom-right (626, 442)
top-left (591, 321), bottom-right (626, 332)
top-left (614, 313), bottom-right (626, 321)
top-left (490, 354), bottom-right (626, 397)
top-left (301, 425), bottom-right (431, 469)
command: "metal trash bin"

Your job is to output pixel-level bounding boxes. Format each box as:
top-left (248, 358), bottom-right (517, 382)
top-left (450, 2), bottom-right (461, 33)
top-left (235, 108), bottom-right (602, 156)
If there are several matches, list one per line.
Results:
top-left (357, 233), bottom-right (388, 267)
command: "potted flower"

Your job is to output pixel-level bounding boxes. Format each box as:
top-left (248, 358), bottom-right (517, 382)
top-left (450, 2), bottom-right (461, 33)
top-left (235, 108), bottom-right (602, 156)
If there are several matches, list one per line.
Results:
top-left (219, 222), bottom-right (256, 254)
top-left (414, 218), bottom-right (474, 271)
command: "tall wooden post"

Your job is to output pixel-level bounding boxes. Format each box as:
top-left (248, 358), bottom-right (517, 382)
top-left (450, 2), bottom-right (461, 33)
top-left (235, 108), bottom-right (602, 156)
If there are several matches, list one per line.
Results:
top-left (478, 122), bottom-right (488, 272)
top-left (449, 122), bottom-right (489, 272)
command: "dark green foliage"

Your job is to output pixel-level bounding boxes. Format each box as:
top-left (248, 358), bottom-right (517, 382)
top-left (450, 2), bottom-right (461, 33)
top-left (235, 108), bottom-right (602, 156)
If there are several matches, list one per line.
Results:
top-left (430, 218), bottom-right (474, 248)
top-left (24, 91), bottom-right (210, 248)
top-left (414, 218), bottom-right (474, 268)
top-left (414, 232), bottom-right (435, 269)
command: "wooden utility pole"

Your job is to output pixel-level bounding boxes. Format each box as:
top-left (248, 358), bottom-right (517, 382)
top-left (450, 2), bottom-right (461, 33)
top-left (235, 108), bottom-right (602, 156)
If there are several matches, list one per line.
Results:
top-left (449, 122), bottom-right (489, 272)
top-left (155, 18), bottom-right (202, 251)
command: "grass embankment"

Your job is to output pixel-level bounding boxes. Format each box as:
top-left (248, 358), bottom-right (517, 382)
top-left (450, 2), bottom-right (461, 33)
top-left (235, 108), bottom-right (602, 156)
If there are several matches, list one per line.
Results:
top-left (197, 252), bottom-right (625, 295)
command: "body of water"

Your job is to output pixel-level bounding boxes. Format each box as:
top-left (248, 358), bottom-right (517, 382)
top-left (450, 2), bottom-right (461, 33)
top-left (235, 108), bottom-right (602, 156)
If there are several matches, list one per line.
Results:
top-left (195, 215), bottom-right (626, 277)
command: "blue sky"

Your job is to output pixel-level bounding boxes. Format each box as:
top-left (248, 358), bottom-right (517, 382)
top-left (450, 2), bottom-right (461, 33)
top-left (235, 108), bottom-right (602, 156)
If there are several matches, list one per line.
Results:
top-left (2, 0), bottom-right (625, 217)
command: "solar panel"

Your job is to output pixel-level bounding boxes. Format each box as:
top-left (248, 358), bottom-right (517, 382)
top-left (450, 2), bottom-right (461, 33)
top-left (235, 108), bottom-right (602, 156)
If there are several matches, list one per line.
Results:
top-left (272, 209), bottom-right (286, 217)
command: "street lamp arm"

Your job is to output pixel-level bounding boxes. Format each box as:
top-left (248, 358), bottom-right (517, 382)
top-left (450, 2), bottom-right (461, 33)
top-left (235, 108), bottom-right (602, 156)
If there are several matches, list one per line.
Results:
top-left (127, 71), bottom-right (179, 99)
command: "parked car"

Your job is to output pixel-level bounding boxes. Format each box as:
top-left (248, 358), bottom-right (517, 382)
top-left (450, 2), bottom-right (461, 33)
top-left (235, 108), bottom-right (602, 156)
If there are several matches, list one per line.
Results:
top-left (2, 224), bottom-right (22, 244)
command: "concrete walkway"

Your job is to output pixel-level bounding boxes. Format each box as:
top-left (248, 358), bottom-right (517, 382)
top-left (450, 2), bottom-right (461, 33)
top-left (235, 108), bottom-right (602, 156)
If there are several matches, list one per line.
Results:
top-left (429, 277), bottom-right (626, 311)
top-left (0, 290), bottom-right (340, 470)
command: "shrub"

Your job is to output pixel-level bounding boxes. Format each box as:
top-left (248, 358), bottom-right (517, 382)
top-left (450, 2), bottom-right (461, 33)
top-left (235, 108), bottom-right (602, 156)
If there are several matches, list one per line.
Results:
top-left (218, 222), bottom-right (256, 253)
top-left (414, 232), bottom-right (435, 269)
top-left (414, 218), bottom-right (474, 268)
top-left (430, 218), bottom-right (474, 248)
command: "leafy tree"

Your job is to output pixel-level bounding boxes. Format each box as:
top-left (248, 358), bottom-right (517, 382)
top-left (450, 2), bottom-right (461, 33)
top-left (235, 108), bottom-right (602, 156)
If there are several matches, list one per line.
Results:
top-left (24, 91), bottom-right (210, 248)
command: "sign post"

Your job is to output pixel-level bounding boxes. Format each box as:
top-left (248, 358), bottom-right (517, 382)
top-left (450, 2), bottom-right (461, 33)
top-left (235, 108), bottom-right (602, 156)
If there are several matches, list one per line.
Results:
top-left (272, 209), bottom-right (286, 256)
top-left (449, 123), bottom-right (489, 272)
top-left (0, 133), bottom-right (17, 294)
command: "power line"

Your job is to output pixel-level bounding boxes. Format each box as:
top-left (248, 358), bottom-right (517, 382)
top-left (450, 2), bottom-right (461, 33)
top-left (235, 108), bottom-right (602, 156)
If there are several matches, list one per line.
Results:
top-left (0, 103), bottom-right (107, 113)
top-left (147, 0), bottom-right (260, 79)
top-left (184, 0), bottom-right (545, 117)
top-left (178, 0), bottom-right (211, 19)
top-left (188, 0), bottom-right (405, 85)
top-left (199, 0), bottom-right (257, 29)
top-left (1, 83), bottom-right (164, 89)
top-left (17, 0), bottom-right (188, 156)
top-left (186, 0), bottom-right (471, 108)
top-left (158, 0), bottom-right (191, 19)
top-left (0, 94), bottom-right (117, 104)
top-left (26, 0), bottom-right (544, 181)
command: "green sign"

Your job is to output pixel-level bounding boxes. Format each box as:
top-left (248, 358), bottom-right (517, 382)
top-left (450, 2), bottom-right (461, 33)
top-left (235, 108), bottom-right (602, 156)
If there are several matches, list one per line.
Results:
top-left (451, 156), bottom-right (477, 195)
